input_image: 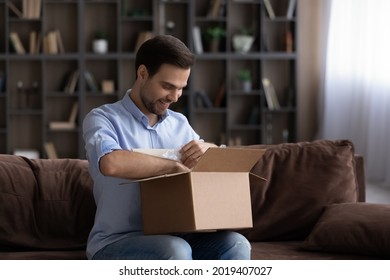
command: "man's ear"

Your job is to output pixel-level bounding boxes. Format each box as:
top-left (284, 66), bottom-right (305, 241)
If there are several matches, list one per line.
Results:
top-left (137, 65), bottom-right (148, 80)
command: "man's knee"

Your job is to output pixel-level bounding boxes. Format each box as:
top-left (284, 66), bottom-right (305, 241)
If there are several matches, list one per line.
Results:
top-left (222, 231), bottom-right (251, 260)
top-left (163, 236), bottom-right (193, 260)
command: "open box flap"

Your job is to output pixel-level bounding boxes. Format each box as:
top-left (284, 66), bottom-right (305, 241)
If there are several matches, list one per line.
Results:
top-left (250, 172), bottom-right (268, 183)
top-left (193, 148), bottom-right (266, 172)
top-left (122, 171), bottom-right (189, 183)
top-left (123, 147), bottom-right (267, 183)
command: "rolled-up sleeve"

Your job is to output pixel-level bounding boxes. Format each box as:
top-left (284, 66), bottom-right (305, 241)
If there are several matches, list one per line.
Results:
top-left (83, 108), bottom-right (122, 170)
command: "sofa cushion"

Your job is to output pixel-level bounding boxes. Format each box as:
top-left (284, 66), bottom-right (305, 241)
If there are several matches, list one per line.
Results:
top-left (0, 250), bottom-right (87, 260)
top-left (239, 139), bottom-right (358, 241)
top-left (0, 155), bottom-right (95, 251)
top-left (250, 241), bottom-right (378, 260)
top-left (301, 203), bottom-right (390, 258)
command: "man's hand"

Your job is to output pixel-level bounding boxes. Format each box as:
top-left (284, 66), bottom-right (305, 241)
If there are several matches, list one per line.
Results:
top-left (180, 140), bottom-right (217, 169)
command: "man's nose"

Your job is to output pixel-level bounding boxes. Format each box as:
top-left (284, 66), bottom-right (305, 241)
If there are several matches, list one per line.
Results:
top-left (167, 89), bottom-right (182, 102)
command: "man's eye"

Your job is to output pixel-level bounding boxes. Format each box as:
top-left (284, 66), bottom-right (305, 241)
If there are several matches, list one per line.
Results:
top-left (163, 85), bottom-right (174, 90)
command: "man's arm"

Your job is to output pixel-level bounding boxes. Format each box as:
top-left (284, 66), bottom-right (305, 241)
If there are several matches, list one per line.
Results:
top-left (99, 150), bottom-right (190, 180)
top-left (99, 140), bottom-right (216, 180)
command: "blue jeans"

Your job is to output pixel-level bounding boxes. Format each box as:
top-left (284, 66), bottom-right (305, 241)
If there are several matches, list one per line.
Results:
top-left (92, 231), bottom-right (251, 260)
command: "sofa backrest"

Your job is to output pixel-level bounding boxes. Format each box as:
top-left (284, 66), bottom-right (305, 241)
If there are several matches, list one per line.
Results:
top-left (0, 139), bottom-right (363, 250)
top-left (0, 155), bottom-right (95, 251)
top-left (239, 139), bottom-right (361, 242)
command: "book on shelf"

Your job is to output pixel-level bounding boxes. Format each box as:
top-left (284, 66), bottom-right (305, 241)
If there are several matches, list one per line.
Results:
top-left (22, 0), bottom-right (41, 19)
top-left (263, 0), bottom-right (275, 19)
top-left (286, 0), bottom-right (297, 19)
top-left (262, 78), bottom-right (280, 110)
top-left (9, 32), bottom-right (26, 54)
top-left (134, 31), bottom-right (153, 52)
top-left (64, 70), bottom-right (80, 94)
top-left (43, 30), bottom-right (64, 54)
top-left (7, 1), bottom-right (23, 18)
top-left (44, 142), bottom-right (58, 159)
top-left (47, 31), bottom-right (58, 54)
top-left (68, 102), bottom-right (78, 124)
top-left (49, 102), bottom-right (78, 130)
top-left (28, 0), bottom-right (41, 19)
top-left (286, 30), bottom-right (293, 52)
top-left (29, 31), bottom-right (42, 54)
top-left (49, 122), bottom-right (76, 130)
top-left (34, 0), bottom-right (42, 19)
top-left (207, 0), bottom-right (223, 18)
top-left (192, 26), bottom-right (203, 54)
top-left (55, 30), bottom-right (65, 53)
top-left (42, 33), bottom-right (51, 54)
top-left (84, 70), bottom-right (99, 93)
top-left (194, 90), bottom-right (213, 108)
top-left (213, 82), bottom-right (226, 107)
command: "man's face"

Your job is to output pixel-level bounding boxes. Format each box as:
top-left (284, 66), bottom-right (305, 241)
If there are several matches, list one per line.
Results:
top-left (140, 64), bottom-right (190, 116)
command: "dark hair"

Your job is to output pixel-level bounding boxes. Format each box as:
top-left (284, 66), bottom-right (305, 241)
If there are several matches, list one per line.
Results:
top-left (135, 35), bottom-right (195, 77)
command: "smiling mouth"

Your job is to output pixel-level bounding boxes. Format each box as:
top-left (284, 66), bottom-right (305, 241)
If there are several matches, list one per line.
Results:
top-left (159, 100), bottom-right (171, 109)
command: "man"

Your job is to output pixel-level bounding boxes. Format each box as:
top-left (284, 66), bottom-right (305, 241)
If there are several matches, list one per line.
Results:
top-left (83, 35), bottom-right (251, 260)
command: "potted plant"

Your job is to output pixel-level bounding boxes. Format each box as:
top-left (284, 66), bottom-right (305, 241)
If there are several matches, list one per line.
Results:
top-left (92, 31), bottom-right (108, 54)
top-left (237, 69), bottom-right (252, 92)
top-left (204, 26), bottom-right (225, 53)
top-left (232, 27), bottom-right (255, 53)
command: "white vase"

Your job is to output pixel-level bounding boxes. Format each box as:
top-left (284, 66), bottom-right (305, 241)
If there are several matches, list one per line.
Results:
top-left (93, 39), bottom-right (108, 54)
top-left (242, 80), bottom-right (252, 93)
top-left (233, 35), bottom-right (254, 53)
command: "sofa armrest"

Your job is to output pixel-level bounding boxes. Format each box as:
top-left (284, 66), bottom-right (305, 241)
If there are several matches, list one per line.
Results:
top-left (354, 155), bottom-right (366, 202)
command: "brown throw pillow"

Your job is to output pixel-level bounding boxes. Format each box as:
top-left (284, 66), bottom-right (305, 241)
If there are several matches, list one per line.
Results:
top-left (239, 139), bottom-right (358, 241)
top-left (302, 203), bottom-right (390, 258)
top-left (0, 155), bottom-right (95, 250)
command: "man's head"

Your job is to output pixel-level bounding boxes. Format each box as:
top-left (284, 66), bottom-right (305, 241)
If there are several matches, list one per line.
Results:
top-left (135, 35), bottom-right (195, 78)
top-left (132, 35), bottom-right (194, 124)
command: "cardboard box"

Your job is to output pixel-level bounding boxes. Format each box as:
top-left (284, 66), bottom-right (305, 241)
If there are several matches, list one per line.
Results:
top-left (139, 147), bottom-right (266, 235)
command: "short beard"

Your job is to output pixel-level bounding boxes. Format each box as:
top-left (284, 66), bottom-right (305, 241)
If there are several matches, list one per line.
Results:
top-left (141, 93), bottom-right (164, 116)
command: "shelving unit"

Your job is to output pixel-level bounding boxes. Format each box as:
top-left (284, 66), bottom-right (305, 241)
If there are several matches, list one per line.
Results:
top-left (0, 0), bottom-right (297, 158)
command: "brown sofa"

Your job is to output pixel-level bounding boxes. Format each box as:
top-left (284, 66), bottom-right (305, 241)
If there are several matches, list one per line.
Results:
top-left (1, 139), bottom-right (389, 260)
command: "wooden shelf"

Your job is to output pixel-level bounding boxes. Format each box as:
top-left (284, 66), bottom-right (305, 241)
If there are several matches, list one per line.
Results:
top-left (0, 0), bottom-right (298, 157)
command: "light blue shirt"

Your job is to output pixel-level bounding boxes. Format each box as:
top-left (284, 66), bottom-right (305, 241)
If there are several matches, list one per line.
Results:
top-left (82, 91), bottom-right (200, 259)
